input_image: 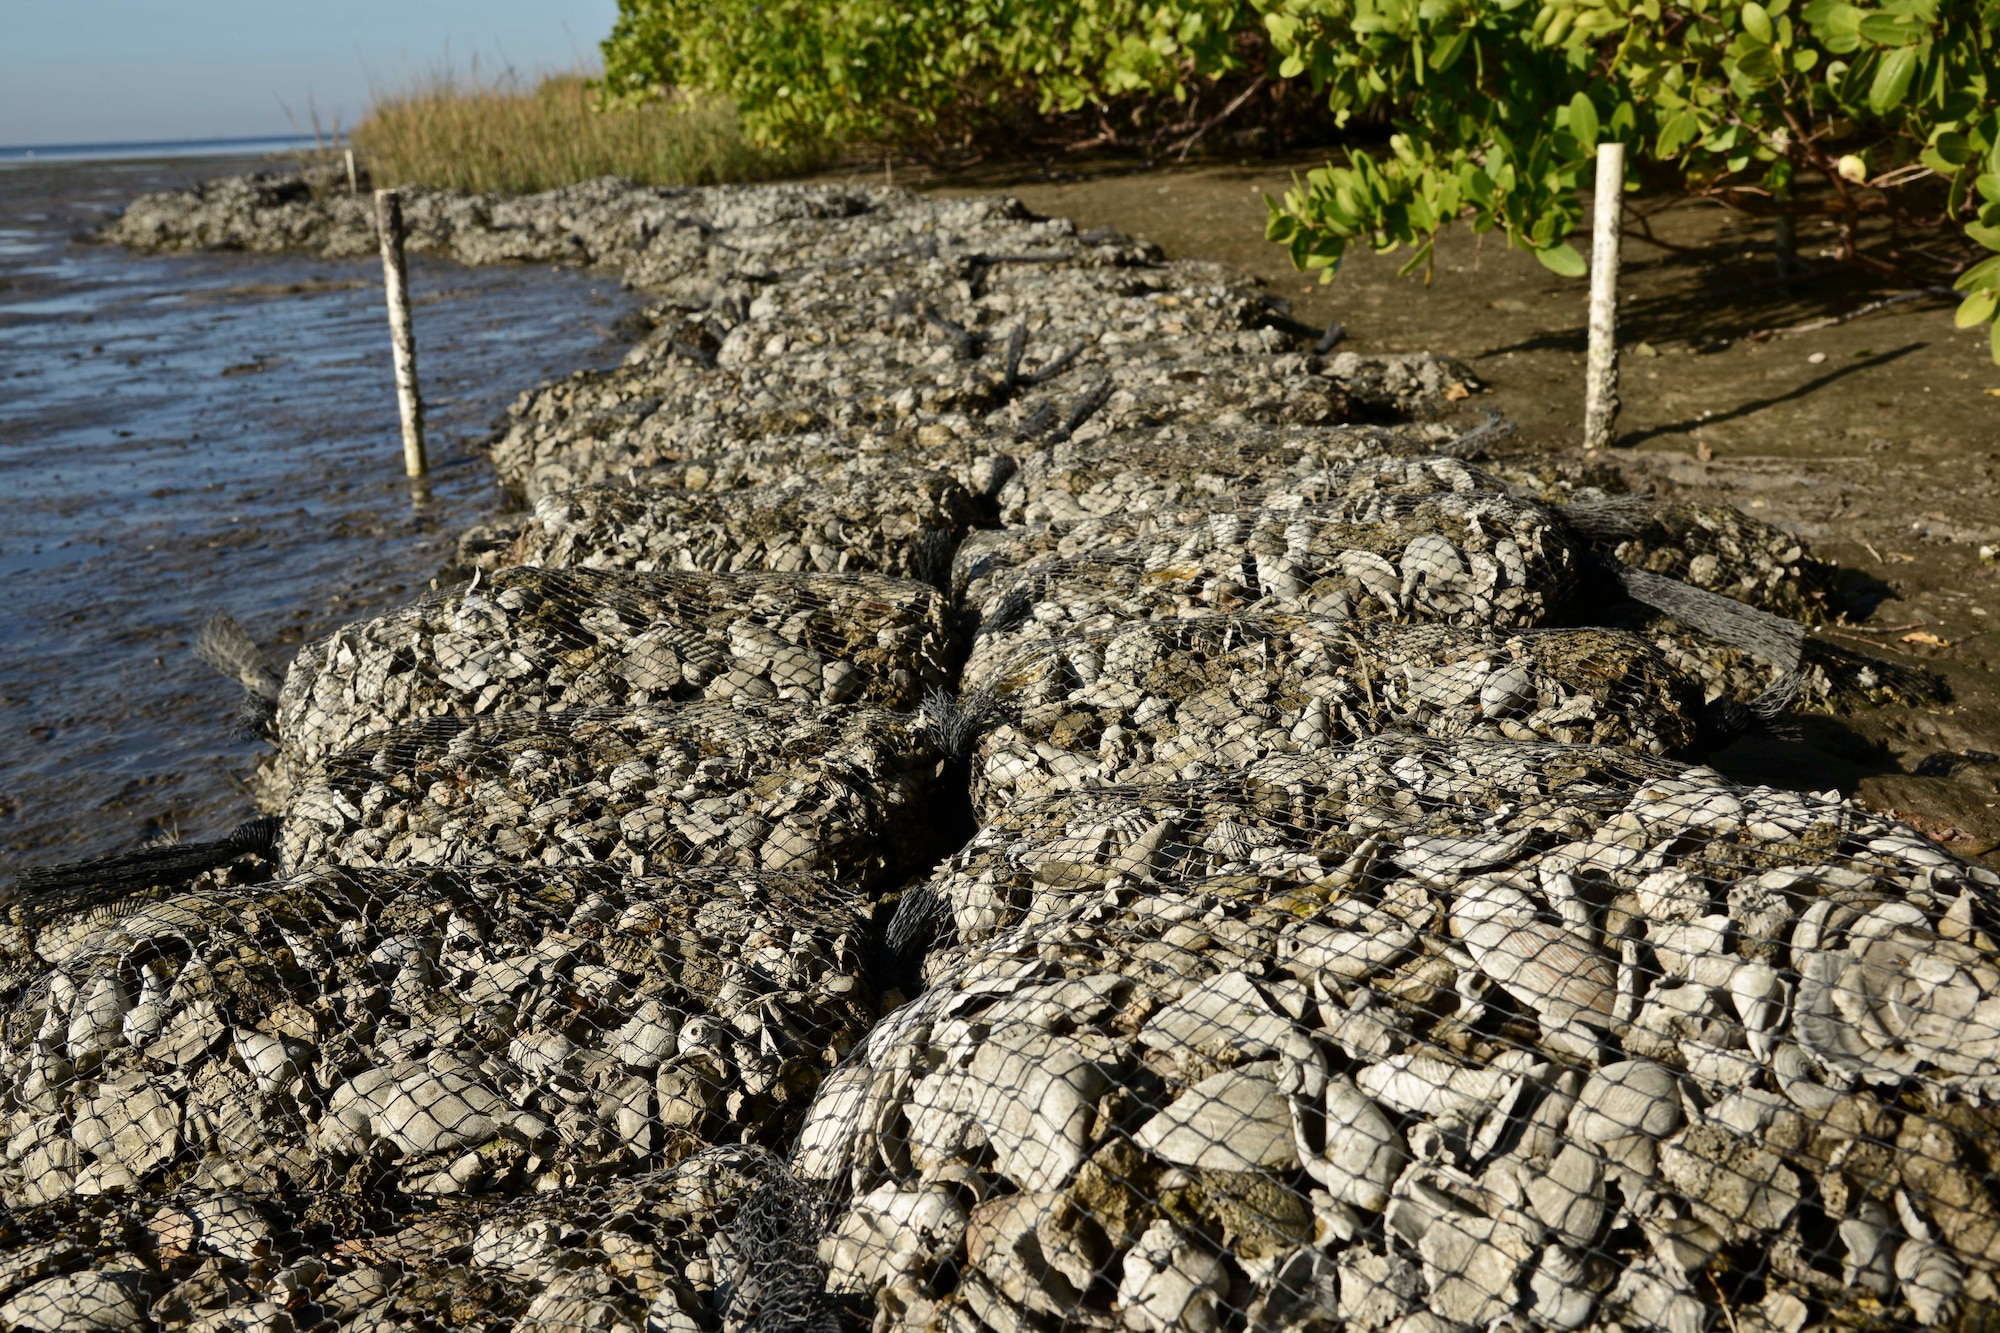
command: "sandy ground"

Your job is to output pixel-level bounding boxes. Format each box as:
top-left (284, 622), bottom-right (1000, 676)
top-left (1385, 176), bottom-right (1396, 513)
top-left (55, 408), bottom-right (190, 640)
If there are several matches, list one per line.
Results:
top-left (817, 153), bottom-right (2000, 862)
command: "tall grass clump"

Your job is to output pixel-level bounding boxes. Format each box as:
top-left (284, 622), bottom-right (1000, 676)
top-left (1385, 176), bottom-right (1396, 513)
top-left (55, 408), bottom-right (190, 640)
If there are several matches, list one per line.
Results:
top-left (350, 71), bottom-right (818, 193)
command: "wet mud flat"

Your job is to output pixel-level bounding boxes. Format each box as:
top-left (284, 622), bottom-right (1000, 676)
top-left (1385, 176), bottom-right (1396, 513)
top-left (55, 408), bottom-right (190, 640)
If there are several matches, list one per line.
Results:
top-left (0, 157), bottom-right (643, 873)
top-left (2, 168), bottom-right (1999, 1333)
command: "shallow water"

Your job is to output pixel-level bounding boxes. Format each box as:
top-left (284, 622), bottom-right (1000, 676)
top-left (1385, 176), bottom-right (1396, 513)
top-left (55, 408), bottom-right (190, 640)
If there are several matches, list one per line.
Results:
top-left (0, 155), bottom-right (644, 879)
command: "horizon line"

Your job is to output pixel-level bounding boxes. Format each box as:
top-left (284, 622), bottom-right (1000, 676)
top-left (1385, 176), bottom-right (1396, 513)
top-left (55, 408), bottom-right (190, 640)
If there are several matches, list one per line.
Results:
top-left (0, 132), bottom-right (341, 160)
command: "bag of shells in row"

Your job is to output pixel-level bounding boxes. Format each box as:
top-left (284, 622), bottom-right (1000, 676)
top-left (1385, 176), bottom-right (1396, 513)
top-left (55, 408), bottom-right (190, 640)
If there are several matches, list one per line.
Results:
top-left (953, 454), bottom-right (1527, 632)
top-left (797, 788), bottom-right (2000, 1333)
top-left (494, 468), bottom-right (979, 589)
top-left (895, 731), bottom-right (1984, 975)
top-left (1632, 617), bottom-right (1949, 715)
top-left (992, 429), bottom-right (1844, 639)
top-left (2, 863), bottom-right (873, 1219)
top-left (276, 565), bottom-right (957, 771)
top-left (487, 245), bottom-right (1341, 499)
top-left (993, 424), bottom-right (1484, 526)
top-left (0, 1142), bottom-right (818, 1333)
top-left (964, 616), bottom-right (1705, 819)
top-left (279, 699), bottom-right (944, 884)
top-left (960, 492), bottom-right (1586, 683)
top-left (482, 294), bottom-right (1201, 502)
top-left (496, 275), bottom-right (1468, 502)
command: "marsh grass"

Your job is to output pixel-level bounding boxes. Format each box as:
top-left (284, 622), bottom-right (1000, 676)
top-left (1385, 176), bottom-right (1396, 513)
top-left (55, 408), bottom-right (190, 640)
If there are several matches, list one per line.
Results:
top-left (350, 72), bottom-right (819, 193)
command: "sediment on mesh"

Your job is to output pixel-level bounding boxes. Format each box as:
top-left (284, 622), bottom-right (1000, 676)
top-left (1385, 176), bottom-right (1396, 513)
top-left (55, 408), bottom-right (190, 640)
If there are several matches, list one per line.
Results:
top-left (996, 430), bottom-right (1494, 525)
top-left (1561, 495), bottom-right (1841, 624)
top-left (0, 1144), bottom-right (803, 1333)
top-left (961, 492), bottom-right (1585, 676)
top-left (276, 566), bottom-right (957, 770)
top-left (0, 864), bottom-right (872, 1226)
top-left (793, 802), bottom-right (2000, 1333)
top-left (497, 470), bottom-right (980, 583)
top-left (278, 701), bottom-right (940, 882)
top-left (966, 617), bottom-right (1705, 817)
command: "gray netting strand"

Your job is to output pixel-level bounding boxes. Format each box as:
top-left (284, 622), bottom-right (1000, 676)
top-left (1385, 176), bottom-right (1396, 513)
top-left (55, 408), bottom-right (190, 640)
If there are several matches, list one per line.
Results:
top-left (192, 611), bottom-right (283, 737)
top-left (12, 817), bottom-right (281, 924)
top-left (1610, 566), bottom-right (1808, 676)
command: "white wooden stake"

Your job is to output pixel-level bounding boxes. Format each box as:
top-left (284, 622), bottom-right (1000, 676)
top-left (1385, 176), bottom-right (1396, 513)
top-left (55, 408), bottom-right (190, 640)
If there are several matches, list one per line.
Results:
top-left (344, 148), bottom-right (358, 195)
top-left (374, 189), bottom-right (427, 478)
top-left (1583, 141), bottom-right (1625, 451)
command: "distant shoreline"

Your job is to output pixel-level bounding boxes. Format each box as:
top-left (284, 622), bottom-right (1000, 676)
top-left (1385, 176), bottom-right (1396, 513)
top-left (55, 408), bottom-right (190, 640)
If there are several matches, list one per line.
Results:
top-left (0, 134), bottom-right (333, 168)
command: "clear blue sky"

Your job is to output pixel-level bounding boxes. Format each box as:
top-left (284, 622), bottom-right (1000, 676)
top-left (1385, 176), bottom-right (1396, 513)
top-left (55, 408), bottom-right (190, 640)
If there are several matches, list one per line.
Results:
top-left (1, 1), bottom-right (623, 148)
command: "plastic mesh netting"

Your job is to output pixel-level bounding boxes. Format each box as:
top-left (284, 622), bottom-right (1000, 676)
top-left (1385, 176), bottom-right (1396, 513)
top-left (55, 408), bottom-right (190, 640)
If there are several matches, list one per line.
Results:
top-left (7, 176), bottom-right (1982, 1332)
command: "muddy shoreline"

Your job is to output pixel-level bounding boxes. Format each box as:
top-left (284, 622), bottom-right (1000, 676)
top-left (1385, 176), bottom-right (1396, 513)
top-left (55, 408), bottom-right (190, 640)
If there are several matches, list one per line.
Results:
top-left (0, 167), bottom-right (1995, 1333)
top-left (94, 167), bottom-right (1999, 865)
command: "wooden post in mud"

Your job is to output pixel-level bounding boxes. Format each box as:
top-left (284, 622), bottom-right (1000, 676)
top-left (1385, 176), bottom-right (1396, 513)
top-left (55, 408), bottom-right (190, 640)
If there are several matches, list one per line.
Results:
top-left (1583, 141), bottom-right (1625, 451)
top-left (374, 189), bottom-right (426, 479)
top-left (344, 148), bottom-right (358, 195)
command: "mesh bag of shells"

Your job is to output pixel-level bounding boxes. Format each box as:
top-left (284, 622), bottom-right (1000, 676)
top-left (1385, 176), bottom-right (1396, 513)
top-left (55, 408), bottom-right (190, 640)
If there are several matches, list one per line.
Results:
top-left (2, 862), bottom-right (881, 1218)
top-left (960, 492), bottom-right (1587, 685)
top-left (0, 856), bottom-right (916, 1329)
top-left (279, 699), bottom-right (943, 884)
top-left (991, 427), bottom-right (1483, 526)
top-left (1555, 495), bottom-right (1840, 625)
top-left (964, 616), bottom-right (1705, 818)
top-left (787, 740), bottom-right (2000, 1333)
top-left (275, 565), bottom-right (956, 771)
top-left (0, 1132), bottom-right (827, 1330)
top-left (497, 468), bottom-right (978, 586)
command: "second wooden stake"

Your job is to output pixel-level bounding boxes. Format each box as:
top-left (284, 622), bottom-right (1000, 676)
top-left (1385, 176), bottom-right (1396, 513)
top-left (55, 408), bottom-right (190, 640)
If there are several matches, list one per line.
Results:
top-left (1583, 142), bottom-right (1625, 451)
top-left (374, 188), bottom-right (427, 479)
